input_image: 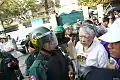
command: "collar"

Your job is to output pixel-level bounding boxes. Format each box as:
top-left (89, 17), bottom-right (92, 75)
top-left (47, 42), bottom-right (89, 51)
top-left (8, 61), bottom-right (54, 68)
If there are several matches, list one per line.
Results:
top-left (41, 48), bottom-right (52, 56)
top-left (81, 40), bottom-right (97, 57)
top-left (83, 40), bottom-right (96, 53)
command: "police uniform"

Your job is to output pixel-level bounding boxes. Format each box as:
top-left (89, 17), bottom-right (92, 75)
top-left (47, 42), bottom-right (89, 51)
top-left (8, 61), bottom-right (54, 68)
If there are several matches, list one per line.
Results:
top-left (25, 51), bottom-right (38, 76)
top-left (29, 49), bottom-right (69, 80)
top-left (28, 26), bottom-right (72, 80)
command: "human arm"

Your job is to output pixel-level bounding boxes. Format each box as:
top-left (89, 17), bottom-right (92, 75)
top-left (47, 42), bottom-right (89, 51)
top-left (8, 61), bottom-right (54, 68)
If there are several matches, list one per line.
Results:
top-left (25, 54), bottom-right (35, 76)
top-left (3, 52), bottom-right (19, 70)
top-left (97, 47), bottom-right (108, 68)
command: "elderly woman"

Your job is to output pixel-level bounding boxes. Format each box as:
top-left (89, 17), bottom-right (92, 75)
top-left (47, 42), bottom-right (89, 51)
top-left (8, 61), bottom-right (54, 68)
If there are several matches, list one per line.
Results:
top-left (75, 24), bottom-right (108, 68)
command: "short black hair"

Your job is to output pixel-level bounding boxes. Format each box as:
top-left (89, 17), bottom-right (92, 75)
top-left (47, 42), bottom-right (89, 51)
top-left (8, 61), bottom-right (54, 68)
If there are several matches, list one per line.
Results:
top-left (26, 41), bottom-right (34, 48)
top-left (82, 20), bottom-right (93, 25)
top-left (7, 35), bottom-right (10, 37)
top-left (102, 17), bottom-right (109, 23)
top-left (26, 35), bottom-right (29, 38)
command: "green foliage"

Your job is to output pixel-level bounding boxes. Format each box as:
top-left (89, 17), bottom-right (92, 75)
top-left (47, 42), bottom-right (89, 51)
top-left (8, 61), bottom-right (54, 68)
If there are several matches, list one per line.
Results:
top-left (78, 0), bottom-right (112, 6)
top-left (5, 24), bottom-right (17, 28)
top-left (0, 0), bottom-right (60, 30)
top-left (0, 0), bottom-right (37, 31)
top-left (0, 0), bottom-right (36, 20)
top-left (0, 0), bottom-right (57, 20)
top-left (54, 0), bottom-right (61, 8)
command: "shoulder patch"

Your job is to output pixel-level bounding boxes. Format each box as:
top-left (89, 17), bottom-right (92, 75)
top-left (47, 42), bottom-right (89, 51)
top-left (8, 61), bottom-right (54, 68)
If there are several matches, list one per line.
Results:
top-left (29, 75), bottom-right (36, 80)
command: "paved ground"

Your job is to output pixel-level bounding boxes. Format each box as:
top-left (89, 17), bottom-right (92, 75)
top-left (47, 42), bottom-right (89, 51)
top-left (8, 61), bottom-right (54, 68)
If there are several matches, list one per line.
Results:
top-left (18, 54), bottom-right (28, 75)
top-left (16, 52), bottom-right (29, 80)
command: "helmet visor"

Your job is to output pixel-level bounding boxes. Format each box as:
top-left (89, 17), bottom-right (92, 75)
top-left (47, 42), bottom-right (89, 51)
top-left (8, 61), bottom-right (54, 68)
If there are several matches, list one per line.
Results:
top-left (40, 31), bottom-right (58, 49)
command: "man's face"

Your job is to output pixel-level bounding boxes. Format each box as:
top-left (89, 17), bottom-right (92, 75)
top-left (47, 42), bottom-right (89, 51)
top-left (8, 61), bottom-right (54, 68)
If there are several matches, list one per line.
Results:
top-left (103, 21), bottom-right (109, 27)
top-left (43, 40), bottom-right (57, 51)
top-left (79, 28), bottom-right (94, 47)
top-left (108, 41), bottom-right (120, 58)
top-left (43, 34), bottom-right (58, 51)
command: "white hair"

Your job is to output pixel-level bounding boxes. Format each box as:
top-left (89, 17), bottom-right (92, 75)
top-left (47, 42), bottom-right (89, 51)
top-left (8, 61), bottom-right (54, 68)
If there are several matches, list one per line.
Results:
top-left (79, 24), bottom-right (97, 37)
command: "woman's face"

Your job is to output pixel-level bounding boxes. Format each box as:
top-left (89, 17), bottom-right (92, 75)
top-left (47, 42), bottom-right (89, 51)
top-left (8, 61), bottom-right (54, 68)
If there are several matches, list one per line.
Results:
top-left (79, 28), bottom-right (94, 47)
top-left (65, 27), bottom-right (73, 35)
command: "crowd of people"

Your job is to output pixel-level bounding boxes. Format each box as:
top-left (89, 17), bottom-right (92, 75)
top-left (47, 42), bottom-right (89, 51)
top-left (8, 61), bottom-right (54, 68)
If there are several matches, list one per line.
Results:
top-left (0, 9), bottom-right (120, 80)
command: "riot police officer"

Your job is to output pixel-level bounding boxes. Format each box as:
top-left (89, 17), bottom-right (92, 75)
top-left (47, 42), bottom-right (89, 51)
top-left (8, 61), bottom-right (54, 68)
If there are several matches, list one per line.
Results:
top-left (53, 26), bottom-right (70, 53)
top-left (53, 26), bottom-right (78, 80)
top-left (28, 27), bottom-right (70, 80)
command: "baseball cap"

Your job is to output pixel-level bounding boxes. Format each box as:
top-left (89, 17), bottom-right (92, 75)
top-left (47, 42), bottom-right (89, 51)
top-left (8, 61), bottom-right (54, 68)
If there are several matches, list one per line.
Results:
top-left (99, 18), bottom-right (120, 43)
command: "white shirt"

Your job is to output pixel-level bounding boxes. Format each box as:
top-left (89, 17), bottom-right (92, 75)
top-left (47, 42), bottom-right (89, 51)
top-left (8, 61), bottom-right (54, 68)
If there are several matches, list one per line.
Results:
top-left (4, 39), bottom-right (17, 51)
top-left (3, 39), bottom-right (23, 58)
top-left (75, 40), bottom-right (108, 68)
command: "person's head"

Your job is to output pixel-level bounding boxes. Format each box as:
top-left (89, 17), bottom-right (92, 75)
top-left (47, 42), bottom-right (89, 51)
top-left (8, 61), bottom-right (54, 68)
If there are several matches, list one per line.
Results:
top-left (7, 35), bottom-right (11, 39)
top-left (26, 35), bottom-right (29, 38)
top-left (77, 19), bottom-right (82, 26)
top-left (27, 41), bottom-right (36, 53)
top-left (102, 17), bottom-right (109, 27)
top-left (63, 24), bottom-right (73, 36)
top-left (0, 35), bottom-right (7, 43)
top-left (53, 26), bottom-right (65, 43)
top-left (26, 35), bottom-right (30, 40)
top-left (72, 23), bottom-right (80, 34)
top-left (109, 12), bottom-right (116, 24)
top-left (99, 18), bottom-right (120, 58)
top-left (89, 11), bottom-right (94, 18)
top-left (29, 27), bottom-right (58, 52)
top-left (79, 24), bottom-right (96, 47)
top-left (82, 20), bottom-right (93, 26)
top-left (93, 18), bottom-right (99, 26)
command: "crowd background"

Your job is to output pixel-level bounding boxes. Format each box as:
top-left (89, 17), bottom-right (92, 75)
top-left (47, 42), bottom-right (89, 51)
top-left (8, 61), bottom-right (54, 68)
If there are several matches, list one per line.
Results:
top-left (0, 7), bottom-right (120, 80)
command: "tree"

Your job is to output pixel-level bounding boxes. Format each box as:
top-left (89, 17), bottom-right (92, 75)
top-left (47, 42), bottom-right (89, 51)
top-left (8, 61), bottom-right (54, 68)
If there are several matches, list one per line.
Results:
top-left (0, 0), bottom-right (37, 33)
top-left (37, 0), bottom-right (54, 14)
top-left (54, 0), bottom-right (61, 8)
top-left (0, 0), bottom-right (38, 20)
top-left (78, 0), bottom-right (113, 6)
top-left (0, 0), bottom-right (58, 26)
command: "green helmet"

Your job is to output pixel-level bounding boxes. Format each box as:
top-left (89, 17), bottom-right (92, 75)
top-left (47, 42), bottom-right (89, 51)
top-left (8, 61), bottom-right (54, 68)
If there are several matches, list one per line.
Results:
top-left (53, 26), bottom-right (65, 44)
top-left (29, 27), bottom-right (58, 51)
top-left (54, 26), bottom-right (65, 33)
